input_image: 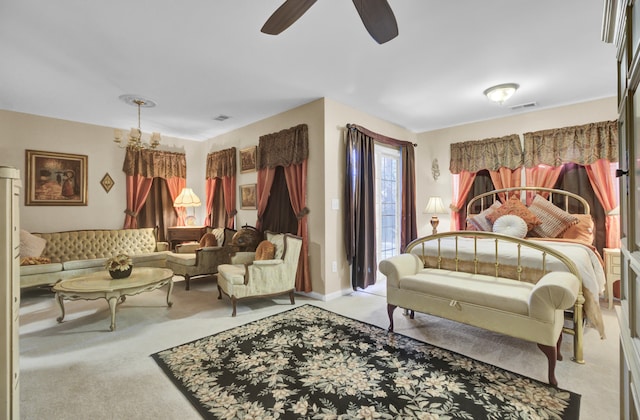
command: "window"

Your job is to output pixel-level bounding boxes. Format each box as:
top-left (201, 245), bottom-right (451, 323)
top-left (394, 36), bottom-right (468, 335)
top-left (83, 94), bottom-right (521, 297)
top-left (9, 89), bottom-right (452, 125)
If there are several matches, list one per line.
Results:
top-left (375, 145), bottom-right (401, 263)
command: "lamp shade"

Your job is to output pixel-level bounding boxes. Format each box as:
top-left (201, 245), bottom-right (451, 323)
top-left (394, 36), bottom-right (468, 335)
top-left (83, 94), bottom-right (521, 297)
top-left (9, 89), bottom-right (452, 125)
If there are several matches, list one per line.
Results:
top-left (423, 196), bottom-right (447, 214)
top-left (173, 187), bottom-right (201, 207)
top-left (483, 83), bottom-right (519, 104)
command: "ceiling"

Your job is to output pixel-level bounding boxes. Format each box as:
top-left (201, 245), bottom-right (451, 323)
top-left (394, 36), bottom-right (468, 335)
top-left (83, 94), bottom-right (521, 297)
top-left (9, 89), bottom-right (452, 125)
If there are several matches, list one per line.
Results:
top-left (0, 1), bottom-right (616, 142)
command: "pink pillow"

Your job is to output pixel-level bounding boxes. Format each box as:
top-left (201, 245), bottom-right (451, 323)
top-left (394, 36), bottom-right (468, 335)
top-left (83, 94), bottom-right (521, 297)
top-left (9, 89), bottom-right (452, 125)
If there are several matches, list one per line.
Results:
top-left (486, 196), bottom-right (541, 231)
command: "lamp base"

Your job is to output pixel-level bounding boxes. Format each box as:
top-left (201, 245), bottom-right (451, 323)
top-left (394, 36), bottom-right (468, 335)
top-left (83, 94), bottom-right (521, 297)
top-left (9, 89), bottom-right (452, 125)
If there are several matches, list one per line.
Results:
top-left (430, 216), bottom-right (439, 235)
top-left (185, 215), bottom-right (197, 226)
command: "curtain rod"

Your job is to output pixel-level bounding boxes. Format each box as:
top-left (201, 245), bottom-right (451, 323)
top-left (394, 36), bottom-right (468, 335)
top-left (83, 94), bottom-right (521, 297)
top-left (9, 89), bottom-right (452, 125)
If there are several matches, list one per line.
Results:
top-left (347, 123), bottom-right (417, 147)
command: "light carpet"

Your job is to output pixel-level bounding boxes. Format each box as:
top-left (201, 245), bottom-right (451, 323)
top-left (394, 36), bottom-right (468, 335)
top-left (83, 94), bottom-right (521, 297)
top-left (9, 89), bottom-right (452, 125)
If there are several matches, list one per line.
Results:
top-left (152, 304), bottom-right (580, 419)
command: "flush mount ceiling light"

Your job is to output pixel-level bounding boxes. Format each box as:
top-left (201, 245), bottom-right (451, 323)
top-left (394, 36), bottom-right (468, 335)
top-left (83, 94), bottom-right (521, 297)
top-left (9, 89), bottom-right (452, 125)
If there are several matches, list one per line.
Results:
top-left (114, 94), bottom-right (161, 150)
top-left (483, 83), bottom-right (520, 105)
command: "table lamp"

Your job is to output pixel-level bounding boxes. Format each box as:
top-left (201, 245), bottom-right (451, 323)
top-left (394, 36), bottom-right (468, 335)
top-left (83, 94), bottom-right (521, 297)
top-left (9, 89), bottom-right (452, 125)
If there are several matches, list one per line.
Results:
top-left (174, 187), bottom-right (202, 226)
top-left (424, 196), bottom-right (447, 234)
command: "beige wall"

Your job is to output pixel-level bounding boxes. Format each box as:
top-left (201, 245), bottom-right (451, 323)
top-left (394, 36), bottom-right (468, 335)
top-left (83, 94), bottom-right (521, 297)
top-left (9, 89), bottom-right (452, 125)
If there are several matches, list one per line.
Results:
top-left (0, 96), bottom-right (619, 299)
top-left (415, 97), bottom-right (619, 233)
top-left (0, 110), bottom-right (204, 232)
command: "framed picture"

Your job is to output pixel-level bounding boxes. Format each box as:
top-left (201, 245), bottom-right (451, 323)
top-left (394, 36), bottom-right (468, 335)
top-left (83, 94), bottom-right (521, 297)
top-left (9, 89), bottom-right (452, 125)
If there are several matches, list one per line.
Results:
top-left (240, 146), bottom-right (257, 173)
top-left (25, 149), bottom-right (88, 206)
top-left (240, 183), bottom-right (257, 209)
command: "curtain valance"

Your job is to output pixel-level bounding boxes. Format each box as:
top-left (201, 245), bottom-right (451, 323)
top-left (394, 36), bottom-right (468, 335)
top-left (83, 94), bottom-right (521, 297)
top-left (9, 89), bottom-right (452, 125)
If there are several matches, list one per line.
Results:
top-left (523, 120), bottom-right (618, 167)
top-left (206, 147), bottom-right (236, 179)
top-left (258, 124), bottom-right (309, 169)
top-left (123, 147), bottom-right (186, 179)
top-left (449, 134), bottom-right (522, 174)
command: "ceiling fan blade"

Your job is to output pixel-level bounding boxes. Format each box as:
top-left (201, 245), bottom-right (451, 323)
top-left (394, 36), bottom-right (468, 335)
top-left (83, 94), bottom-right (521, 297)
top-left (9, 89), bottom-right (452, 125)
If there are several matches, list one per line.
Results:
top-left (261, 0), bottom-right (318, 35)
top-left (352, 0), bottom-right (398, 44)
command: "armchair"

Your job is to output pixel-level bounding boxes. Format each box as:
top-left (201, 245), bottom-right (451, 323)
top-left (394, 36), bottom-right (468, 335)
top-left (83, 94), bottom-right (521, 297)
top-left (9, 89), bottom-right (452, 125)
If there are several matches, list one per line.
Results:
top-left (216, 232), bottom-right (303, 316)
top-left (165, 227), bottom-right (236, 290)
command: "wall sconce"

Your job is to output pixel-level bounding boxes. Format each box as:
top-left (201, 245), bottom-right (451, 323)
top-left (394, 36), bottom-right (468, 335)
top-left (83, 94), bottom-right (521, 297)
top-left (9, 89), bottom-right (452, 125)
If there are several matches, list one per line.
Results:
top-left (431, 158), bottom-right (440, 181)
top-left (424, 196), bottom-right (447, 235)
top-left (174, 187), bottom-right (202, 226)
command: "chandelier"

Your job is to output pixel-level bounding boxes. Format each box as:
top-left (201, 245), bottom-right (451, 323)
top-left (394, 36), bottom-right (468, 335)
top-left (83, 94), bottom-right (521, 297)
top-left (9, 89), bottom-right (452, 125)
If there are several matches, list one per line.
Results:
top-left (114, 95), bottom-right (161, 150)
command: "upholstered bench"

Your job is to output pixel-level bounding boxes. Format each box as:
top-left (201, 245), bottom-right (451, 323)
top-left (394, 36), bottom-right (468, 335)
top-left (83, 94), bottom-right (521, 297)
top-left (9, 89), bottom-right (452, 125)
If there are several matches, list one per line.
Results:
top-left (379, 240), bottom-right (581, 387)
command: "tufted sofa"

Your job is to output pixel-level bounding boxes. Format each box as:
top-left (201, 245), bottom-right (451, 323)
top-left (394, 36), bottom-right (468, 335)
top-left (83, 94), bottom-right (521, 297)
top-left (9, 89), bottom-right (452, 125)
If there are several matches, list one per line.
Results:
top-left (20, 228), bottom-right (169, 289)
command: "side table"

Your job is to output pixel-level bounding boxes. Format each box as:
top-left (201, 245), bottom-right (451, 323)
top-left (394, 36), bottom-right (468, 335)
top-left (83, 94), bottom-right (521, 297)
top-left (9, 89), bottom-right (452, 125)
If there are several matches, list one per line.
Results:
top-left (167, 226), bottom-right (207, 251)
top-left (603, 247), bottom-right (621, 309)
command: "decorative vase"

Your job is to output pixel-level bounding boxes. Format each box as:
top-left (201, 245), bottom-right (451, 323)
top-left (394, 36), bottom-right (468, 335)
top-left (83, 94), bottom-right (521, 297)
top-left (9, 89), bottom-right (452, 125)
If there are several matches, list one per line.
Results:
top-left (109, 266), bottom-right (132, 279)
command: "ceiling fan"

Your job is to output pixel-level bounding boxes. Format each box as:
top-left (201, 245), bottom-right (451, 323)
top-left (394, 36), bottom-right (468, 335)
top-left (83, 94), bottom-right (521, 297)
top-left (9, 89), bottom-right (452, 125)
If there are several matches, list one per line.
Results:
top-left (261, 0), bottom-right (399, 44)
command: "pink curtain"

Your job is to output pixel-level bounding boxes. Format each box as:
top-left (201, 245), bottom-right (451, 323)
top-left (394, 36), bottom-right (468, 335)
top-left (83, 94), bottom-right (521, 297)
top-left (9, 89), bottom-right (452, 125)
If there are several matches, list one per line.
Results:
top-left (221, 175), bottom-right (236, 229)
top-left (451, 171), bottom-right (476, 230)
top-left (124, 174), bottom-right (154, 228)
top-left (256, 168), bottom-right (276, 231)
top-left (205, 178), bottom-right (220, 227)
top-left (524, 165), bottom-right (563, 204)
top-left (586, 159), bottom-right (621, 248)
top-left (489, 167), bottom-right (522, 202)
top-left (165, 177), bottom-right (186, 226)
top-left (284, 161), bottom-right (311, 292)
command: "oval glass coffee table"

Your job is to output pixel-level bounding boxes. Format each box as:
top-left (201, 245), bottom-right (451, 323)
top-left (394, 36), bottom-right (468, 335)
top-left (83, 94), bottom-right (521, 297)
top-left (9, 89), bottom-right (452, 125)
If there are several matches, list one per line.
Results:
top-left (52, 267), bottom-right (174, 331)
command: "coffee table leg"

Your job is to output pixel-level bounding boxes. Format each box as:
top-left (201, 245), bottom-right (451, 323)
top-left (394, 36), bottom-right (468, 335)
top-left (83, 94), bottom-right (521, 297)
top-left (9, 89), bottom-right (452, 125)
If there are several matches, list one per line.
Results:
top-left (108, 296), bottom-right (118, 331)
top-left (166, 279), bottom-right (174, 307)
top-left (55, 293), bottom-right (66, 323)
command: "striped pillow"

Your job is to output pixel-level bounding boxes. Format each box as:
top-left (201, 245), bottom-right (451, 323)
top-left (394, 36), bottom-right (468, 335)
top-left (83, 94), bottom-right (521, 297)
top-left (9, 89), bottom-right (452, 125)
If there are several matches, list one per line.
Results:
top-left (528, 194), bottom-right (579, 238)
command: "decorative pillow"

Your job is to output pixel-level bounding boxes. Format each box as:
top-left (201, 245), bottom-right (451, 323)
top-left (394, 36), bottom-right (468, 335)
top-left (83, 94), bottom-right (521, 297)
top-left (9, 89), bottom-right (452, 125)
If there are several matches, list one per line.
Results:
top-left (20, 256), bottom-right (51, 266)
top-left (20, 230), bottom-right (47, 257)
top-left (561, 214), bottom-right (595, 245)
top-left (527, 194), bottom-right (579, 238)
top-left (199, 233), bottom-right (218, 248)
top-left (466, 202), bottom-right (502, 232)
top-left (492, 215), bottom-right (528, 238)
top-left (255, 240), bottom-right (276, 261)
top-left (486, 195), bottom-right (541, 231)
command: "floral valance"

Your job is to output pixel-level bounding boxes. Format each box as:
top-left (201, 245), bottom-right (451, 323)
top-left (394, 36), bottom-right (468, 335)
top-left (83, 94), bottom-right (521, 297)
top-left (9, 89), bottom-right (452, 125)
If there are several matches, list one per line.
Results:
top-left (523, 120), bottom-right (618, 167)
top-left (258, 124), bottom-right (309, 169)
top-left (449, 134), bottom-right (522, 174)
top-left (122, 147), bottom-right (186, 179)
top-left (206, 147), bottom-right (236, 179)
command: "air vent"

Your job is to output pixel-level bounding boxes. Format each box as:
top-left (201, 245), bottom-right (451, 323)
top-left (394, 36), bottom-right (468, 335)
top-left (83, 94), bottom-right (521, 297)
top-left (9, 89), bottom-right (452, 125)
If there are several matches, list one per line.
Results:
top-left (509, 102), bottom-right (537, 111)
top-left (213, 114), bottom-right (231, 121)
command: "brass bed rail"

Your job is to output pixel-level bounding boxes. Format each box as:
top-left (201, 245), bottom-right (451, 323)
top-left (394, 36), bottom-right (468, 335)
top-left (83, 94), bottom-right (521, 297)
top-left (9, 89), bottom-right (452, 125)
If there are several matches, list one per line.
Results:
top-left (404, 230), bottom-right (586, 363)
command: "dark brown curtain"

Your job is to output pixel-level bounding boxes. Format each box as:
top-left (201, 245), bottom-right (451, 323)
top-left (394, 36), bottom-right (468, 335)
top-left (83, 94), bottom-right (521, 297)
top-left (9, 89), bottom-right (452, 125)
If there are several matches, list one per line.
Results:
top-left (553, 163), bottom-right (606, 255)
top-left (210, 181), bottom-right (227, 228)
top-left (344, 124), bottom-right (417, 290)
top-left (462, 170), bottom-right (495, 223)
top-left (262, 166), bottom-right (298, 234)
top-left (138, 177), bottom-right (178, 241)
top-left (257, 124), bottom-right (311, 292)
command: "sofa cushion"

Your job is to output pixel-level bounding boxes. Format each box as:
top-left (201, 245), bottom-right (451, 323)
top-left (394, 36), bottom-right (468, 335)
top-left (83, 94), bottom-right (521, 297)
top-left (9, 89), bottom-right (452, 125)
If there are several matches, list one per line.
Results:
top-left (255, 240), bottom-right (276, 261)
top-left (20, 262), bottom-right (63, 275)
top-left (487, 195), bottom-right (541, 231)
top-left (166, 252), bottom-right (196, 267)
top-left (528, 194), bottom-right (578, 238)
top-left (492, 215), bottom-right (528, 238)
top-left (20, 230), bottom-right (47, 257)
top-left (467, 202), bottom-right (501, 232)
top-left (400, 268), bottom-right (533, 316)
top-left (63, 258), bottom-right (108, 271)
top-left (200, 232), bottom-right (218, 248)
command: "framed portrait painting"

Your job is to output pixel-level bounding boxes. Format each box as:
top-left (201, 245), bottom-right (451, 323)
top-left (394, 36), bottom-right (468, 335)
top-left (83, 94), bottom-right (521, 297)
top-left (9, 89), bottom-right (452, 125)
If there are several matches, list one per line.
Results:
top-left (240, 183), bottom-right (257, 209)
top-left (240, 146), bottom-right (257, 173)
top-left (25, 150), bottom-right (88, 206)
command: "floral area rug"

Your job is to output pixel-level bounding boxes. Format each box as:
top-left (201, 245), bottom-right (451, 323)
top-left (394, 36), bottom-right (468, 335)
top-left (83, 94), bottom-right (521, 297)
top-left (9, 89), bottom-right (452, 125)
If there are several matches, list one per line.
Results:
top-left (151, 304), bottom-right (580, 419)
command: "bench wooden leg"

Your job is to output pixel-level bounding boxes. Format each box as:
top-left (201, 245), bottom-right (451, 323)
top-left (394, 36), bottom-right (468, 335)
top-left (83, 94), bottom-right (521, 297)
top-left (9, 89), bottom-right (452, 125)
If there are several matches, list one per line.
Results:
top-left (185, 274), bottom-right (191, 291)
top-left (537, 342), bottom-right (558, 387)
top-left (387, 304), bottom-right (397, 331)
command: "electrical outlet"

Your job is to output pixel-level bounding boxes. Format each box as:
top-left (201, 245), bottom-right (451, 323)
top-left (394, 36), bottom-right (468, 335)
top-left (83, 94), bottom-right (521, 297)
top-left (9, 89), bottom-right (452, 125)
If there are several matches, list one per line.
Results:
top-left (332, 261), bottom-right (337, 272)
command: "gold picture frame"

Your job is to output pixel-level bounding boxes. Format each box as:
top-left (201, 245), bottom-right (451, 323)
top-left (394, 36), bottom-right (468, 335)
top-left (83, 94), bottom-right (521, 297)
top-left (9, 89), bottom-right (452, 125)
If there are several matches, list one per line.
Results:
top-left (240, 183), bottom-right (257, 209)
top-left (240, 146), bottom-right (257, 173)
top-left (25, 149), bottom-right (88, 206)
top-left (100, 172), bottom-right (114, 193)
